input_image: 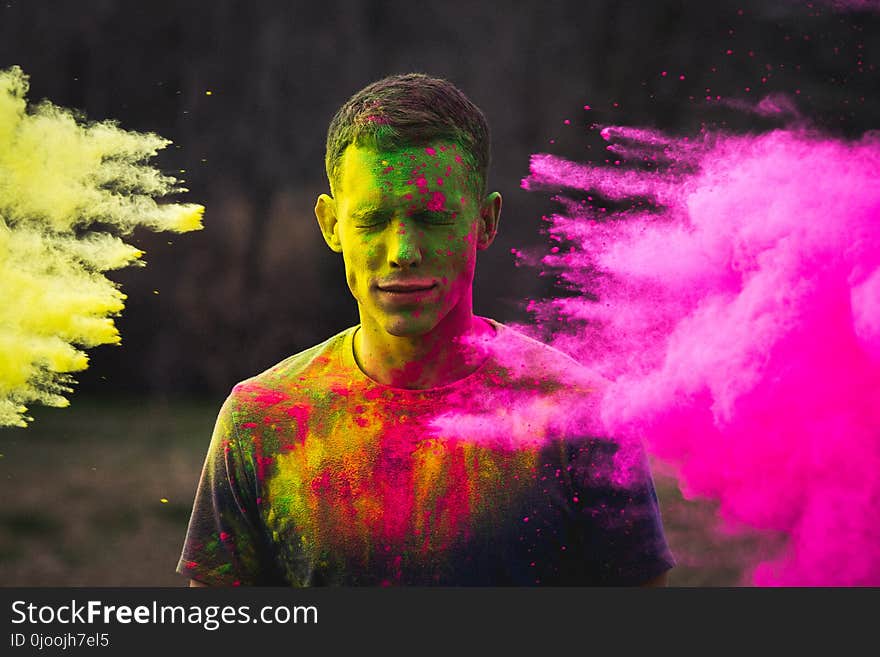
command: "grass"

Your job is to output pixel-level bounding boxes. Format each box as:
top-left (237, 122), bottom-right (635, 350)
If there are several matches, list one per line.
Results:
top-left (0, 398), bottom-right (784, 586)
top-left (0, 398), bottom-right (216, 587)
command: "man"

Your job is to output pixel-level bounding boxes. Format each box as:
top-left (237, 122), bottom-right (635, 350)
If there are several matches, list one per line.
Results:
top-left (177, 73), bottom-right (674, 586)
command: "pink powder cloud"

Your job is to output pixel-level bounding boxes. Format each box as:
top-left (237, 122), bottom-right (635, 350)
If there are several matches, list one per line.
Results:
top-left (520, 119), bottom-right (880, 585)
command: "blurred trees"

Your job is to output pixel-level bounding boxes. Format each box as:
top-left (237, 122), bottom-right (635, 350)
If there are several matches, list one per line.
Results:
top-left (1, 0), bottom-right (876, 396)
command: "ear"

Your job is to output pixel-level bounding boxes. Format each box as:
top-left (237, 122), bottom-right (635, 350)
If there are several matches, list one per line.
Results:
top-left (476, 192), bottom-right (502, 251)
top-left (315, 193), bottom-right (342, 253)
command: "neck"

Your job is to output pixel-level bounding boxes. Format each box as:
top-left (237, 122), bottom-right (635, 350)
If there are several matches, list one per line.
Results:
top-left (354, 306), bottom-right (493, 389)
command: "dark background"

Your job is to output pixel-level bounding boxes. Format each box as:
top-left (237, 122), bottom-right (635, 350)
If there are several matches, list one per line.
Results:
top-left (2, 0), bottom-right (876, 398)
top-left (0, 0), bottom-right (876, 585)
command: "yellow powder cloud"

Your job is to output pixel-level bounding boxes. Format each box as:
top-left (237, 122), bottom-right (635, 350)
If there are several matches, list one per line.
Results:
top-left (0, 66), bottom-right (204, 427)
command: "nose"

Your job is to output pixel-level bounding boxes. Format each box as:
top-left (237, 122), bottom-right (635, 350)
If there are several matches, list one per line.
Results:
top-left (387, 220), bottom-right (422, 269)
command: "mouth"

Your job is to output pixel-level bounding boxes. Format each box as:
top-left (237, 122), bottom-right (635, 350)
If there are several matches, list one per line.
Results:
top-left (375, 280), bottom-right (437, 293)
top-left (374, 280), bottom-right (438, 305)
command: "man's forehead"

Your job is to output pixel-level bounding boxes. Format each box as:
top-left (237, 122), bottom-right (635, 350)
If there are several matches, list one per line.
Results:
top-left (337, 143), bottom-right (476, 216)
top-left (342, 141), bottom-right (466, 169)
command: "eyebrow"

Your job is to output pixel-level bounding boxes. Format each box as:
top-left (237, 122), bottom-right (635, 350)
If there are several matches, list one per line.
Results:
top-left (349, 207), bottom-right (383, 219)
top-left (350, 207), bottom-right (458, 219)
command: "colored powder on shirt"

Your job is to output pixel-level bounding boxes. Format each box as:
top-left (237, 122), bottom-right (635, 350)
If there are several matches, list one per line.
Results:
top-left (178, 322), bottom-right (675, 585)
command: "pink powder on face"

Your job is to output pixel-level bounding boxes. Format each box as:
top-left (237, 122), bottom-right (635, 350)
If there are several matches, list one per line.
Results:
top-left (520, 115), bottom-right (880, 585)
top-left (427, 191), bottom-right (446, 212)
top-left (415, 175), bottom-right (428, 195)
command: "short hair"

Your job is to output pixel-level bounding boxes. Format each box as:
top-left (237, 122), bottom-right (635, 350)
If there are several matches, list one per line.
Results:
top-left (325, 73), bottom-right (490, 198)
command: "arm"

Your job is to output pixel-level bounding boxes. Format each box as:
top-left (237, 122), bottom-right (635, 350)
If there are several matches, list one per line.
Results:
top-left (176, 393), bottom-right (276, 586)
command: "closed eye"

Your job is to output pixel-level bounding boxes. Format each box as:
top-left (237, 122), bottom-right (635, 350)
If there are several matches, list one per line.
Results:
top-left (414, 211), bottom-right (457, 225)
top-left (351, 212), bottom-right (389, 228)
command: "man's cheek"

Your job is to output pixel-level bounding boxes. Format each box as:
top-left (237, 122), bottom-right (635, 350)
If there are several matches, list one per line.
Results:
top-left (351, 234), bottom-right (379, 264)
top-left (344, 266), bottom-right (360, 300)
top-left (449, 232), bottom-right (477, 264)
top-left (432, 240), bottom-right (469, 263)
top-left (432, 234), bottom-right (458, 258)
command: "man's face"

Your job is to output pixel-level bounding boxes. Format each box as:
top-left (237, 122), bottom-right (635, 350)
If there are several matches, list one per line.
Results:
top-left (318, 141), bottom-right (498, 338)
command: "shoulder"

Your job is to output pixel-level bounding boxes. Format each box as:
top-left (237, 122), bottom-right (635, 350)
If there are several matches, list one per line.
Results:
top-left (483, 318), bottom-right (608, 395)
top-left (222, 326), bottom-right (356, 420)
top-left (448, 319), bottom-right (610, 443)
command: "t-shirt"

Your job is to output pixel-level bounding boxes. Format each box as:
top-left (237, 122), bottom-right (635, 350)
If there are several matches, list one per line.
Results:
top-left (176, 319), bottom-right (675, 586)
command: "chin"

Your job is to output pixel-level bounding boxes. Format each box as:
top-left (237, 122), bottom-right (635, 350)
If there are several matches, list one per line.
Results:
top-left (382, 313), bottom-right (440, 338)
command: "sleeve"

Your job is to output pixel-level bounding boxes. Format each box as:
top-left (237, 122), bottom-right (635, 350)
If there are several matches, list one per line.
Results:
top-left (566, 435), bottom-right (676, 586)
top-left (175, 394), bottom-right (281, 586)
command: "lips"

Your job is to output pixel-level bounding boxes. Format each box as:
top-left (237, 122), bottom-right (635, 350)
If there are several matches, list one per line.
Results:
top-left (374, 280), bottom-right (438, 307)
top-left (376, 280), bottom-right (436, 293)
